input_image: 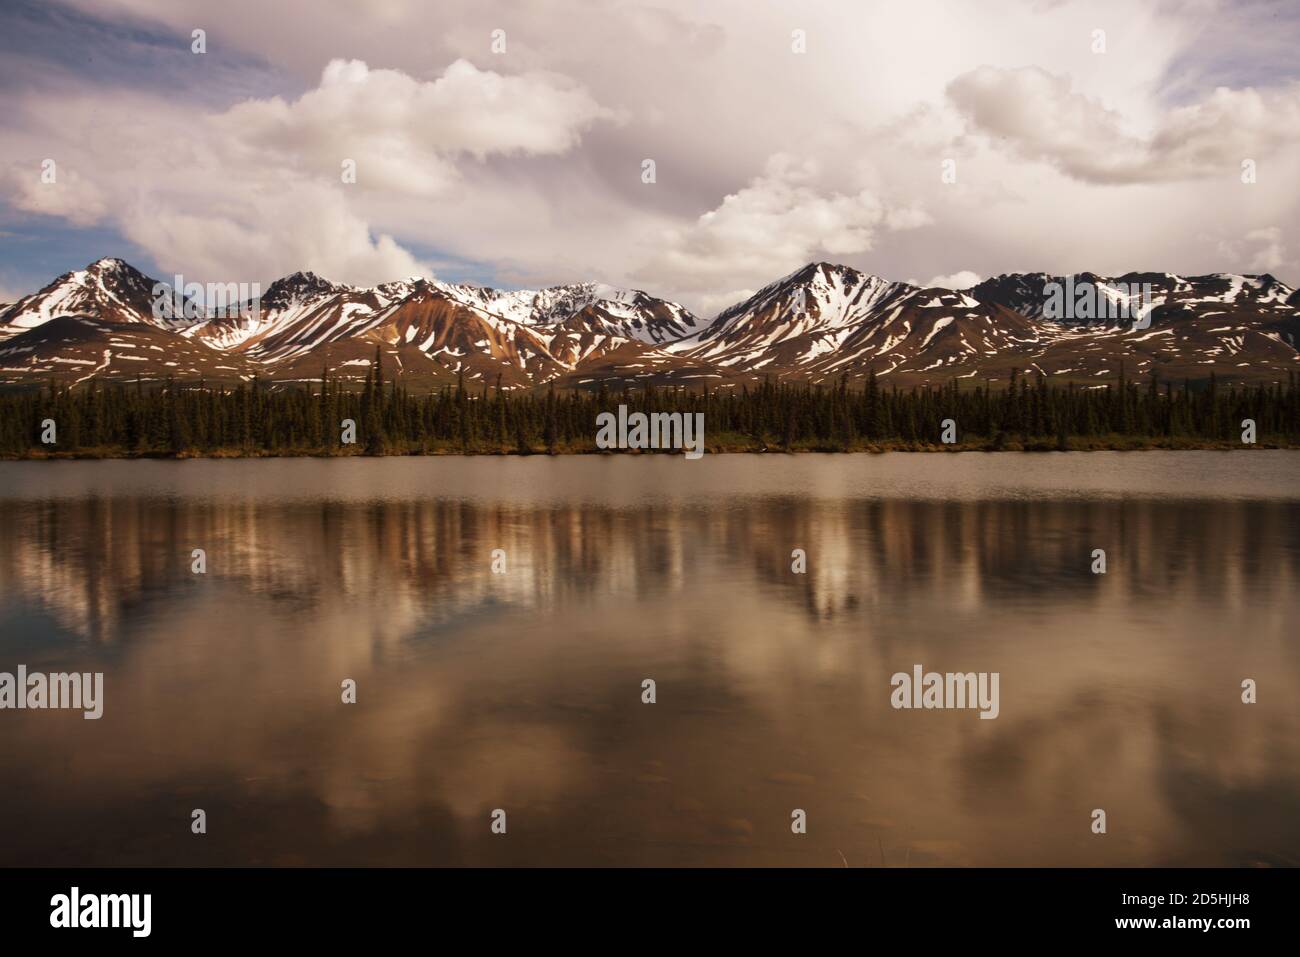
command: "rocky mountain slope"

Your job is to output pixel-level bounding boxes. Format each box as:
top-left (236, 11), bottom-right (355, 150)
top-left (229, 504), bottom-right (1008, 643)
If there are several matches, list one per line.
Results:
top-left (1, 258), bottom-right (1295, 390)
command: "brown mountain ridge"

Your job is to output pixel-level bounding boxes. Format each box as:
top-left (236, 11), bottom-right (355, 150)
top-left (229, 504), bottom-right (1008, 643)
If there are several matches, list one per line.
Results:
top-left (0, 258), bottom-right (1295, 391)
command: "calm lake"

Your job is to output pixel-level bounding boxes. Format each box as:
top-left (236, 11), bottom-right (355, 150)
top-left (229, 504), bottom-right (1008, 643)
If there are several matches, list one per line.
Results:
top-left (0, 452), bottom-right (1297, 866)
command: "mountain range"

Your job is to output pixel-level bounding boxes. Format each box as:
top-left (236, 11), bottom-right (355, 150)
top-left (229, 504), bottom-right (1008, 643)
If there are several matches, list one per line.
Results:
top-left (1, 258), bottom-right (1296, 391)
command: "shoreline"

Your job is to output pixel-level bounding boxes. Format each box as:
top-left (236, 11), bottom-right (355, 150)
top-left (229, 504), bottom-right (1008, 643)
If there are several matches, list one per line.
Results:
top-left (2, 437), bottom-right (1295, 460)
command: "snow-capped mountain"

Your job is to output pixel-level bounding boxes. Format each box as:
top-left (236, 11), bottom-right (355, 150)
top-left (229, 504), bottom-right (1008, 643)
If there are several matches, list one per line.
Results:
top-left (188, 271), bottom-right (401, 359)
top-left (678, 262), bottom-right (1047, 381)
top-left (181, 271), bottom-right (709, 387)
top-left (0, 257), bottom-right (1295, 390)
top-left (0, 259), bottom-right (252, 387)
top-left (193, 273), bottom-right (702, 357)
top-left (422, 281), bottom-right (702, 345)
top-left (972, 271), bottom-right (1297, 321)
top-left (676, 262), bottom-right (906, 356)
top-left (675, 263), bottom-right (1298, 385)
top-left (196, 268), bottom-right (706, 388)
top-left (0, 258), bottom-right (198, 333)
top-left (963, 271), bottom-right (1300, 383)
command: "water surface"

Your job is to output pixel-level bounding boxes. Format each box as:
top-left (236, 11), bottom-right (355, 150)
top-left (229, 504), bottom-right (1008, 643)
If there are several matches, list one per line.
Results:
top-left (1, 452), bottom-right (1297, 866)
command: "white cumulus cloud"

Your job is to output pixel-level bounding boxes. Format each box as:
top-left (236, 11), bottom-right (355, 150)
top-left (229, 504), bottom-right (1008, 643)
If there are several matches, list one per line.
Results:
top-left (947, 65), bottom-right (1300, 184)
top-left (639, 154), bottom-right (930, 313)
top-left (916, 271), bottom-right (981, 290)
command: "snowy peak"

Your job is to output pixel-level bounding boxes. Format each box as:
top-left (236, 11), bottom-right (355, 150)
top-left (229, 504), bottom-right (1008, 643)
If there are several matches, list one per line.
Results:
top-left (181, 269), bottom-right (704, 383)
top-left (260, 271), bottom-right (355, 311)
top-left (2, 257), bottom-right (1295, 391)
top-left (683, 261), bottom-right (1048, 377)
top-left (972, 271), bottom-right (1299, 320)
top-left (713, 262), bottom-right (901, 329)
top-left (0, 257), bottom-right (189, 331)
top-left (545, 284), bottom-right (701, 344)
top-left (411, 279), bottom-right (702, 345)
top-left (686, 262), bottom-right (908, 363)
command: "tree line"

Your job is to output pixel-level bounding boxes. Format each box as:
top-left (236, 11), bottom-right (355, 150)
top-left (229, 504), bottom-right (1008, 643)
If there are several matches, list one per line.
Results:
top-left (1, 348), bottom-right (1296, 455)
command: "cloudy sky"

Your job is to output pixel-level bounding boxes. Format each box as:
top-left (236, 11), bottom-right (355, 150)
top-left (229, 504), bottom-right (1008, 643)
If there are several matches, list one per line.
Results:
top-left (1, 0), bottom-right (1297, 315)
